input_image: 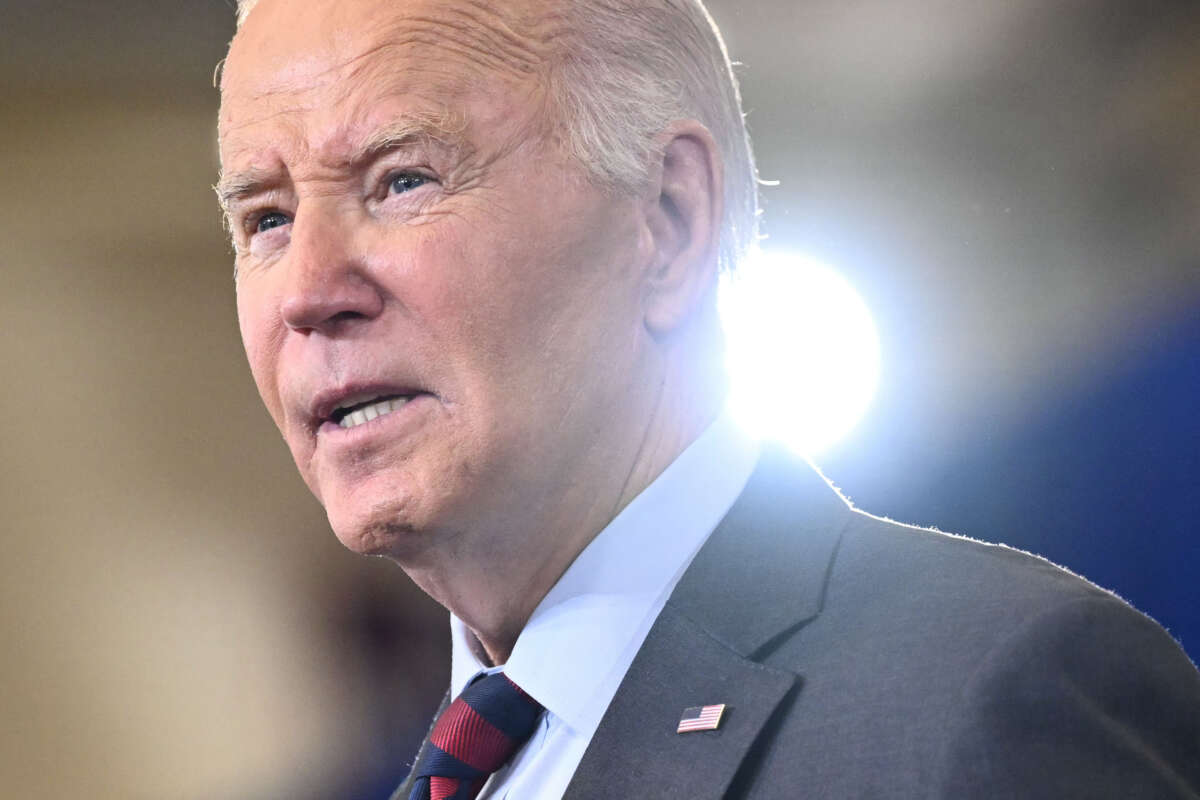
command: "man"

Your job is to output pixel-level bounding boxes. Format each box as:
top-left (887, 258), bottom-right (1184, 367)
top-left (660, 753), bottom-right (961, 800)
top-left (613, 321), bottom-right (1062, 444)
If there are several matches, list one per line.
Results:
top-left (216, 0), bottom-right (1200, 797)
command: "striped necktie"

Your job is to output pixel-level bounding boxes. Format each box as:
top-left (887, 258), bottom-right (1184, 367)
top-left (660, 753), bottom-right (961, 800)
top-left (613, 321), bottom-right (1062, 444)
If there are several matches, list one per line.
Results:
top-left (408, 672), bottom-right (544, 800)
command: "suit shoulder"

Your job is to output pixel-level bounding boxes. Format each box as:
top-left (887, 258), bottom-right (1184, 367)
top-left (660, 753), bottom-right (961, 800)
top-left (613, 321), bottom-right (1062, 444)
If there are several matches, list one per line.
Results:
top-left (744, 486), bottom-right (1200, 797)
top-left (831, 503), bottom-right (1137, 625)
top-left (796, 498), bottom-right (1199, 712)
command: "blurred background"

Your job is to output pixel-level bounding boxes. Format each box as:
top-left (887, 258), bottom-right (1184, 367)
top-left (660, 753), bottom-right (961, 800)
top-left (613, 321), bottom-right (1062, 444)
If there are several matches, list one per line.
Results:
top-left (1, 0), bottom-right (1196, 797)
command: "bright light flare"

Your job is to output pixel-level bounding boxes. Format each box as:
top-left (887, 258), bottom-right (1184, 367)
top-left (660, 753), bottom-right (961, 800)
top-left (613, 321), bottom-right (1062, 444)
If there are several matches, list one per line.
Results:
top-left (719, 250), bottom-right (881, 455)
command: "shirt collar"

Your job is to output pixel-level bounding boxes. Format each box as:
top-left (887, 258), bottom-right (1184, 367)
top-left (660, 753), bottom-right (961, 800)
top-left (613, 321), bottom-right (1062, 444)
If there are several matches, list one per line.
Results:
top-left (451, 408), bottom-right (760, 735)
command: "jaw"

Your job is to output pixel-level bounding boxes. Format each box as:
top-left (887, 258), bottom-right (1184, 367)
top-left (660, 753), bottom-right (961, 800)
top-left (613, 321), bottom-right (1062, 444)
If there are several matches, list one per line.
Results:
top-left (311, 450), bottom-right (431, 556)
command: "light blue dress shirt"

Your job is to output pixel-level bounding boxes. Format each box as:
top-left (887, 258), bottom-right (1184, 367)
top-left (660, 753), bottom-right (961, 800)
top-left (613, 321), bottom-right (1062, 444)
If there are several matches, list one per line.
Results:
top-left (448, 409), bottom-right (760, 799)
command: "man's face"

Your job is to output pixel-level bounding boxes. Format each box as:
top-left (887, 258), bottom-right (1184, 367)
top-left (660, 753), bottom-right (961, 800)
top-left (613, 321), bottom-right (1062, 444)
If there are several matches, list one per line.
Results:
top-left (219, 0), bottom-right (654, 559)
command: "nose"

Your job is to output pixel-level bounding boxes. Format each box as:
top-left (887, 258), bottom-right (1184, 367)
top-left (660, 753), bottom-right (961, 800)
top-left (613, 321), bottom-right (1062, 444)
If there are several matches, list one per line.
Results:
top-left (279, 208), bottom-right (384, 333)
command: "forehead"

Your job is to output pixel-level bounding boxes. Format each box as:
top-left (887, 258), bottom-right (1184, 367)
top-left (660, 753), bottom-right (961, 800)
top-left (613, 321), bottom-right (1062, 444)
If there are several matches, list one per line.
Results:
top-left (218, 0), bottom-right (562, 164)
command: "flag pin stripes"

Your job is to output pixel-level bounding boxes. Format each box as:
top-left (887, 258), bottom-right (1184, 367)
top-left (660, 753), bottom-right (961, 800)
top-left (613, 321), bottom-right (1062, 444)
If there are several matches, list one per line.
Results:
top-left (676, 703), bottom-right (727, 733)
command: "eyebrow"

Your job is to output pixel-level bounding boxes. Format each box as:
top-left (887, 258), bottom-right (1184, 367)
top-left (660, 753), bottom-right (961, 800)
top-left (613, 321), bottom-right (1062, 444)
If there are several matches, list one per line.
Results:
top-left (357, 109), bottom-right (468, 164)
top-left (214, 110), bottom-right (469, 212)
top-left (214, 167), bottom-right (277, 212)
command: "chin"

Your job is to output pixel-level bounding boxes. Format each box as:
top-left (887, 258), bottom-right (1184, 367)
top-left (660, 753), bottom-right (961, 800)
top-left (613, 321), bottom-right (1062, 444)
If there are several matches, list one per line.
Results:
top-left (323, 490), bottom-right (438, 562)
top-left (334, 519), bottom-right (419, 558)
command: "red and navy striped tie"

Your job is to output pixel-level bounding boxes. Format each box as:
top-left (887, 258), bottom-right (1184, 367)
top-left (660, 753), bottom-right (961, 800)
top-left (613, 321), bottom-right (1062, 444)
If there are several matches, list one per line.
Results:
top-left (408, 672), bottom-right (544, 800)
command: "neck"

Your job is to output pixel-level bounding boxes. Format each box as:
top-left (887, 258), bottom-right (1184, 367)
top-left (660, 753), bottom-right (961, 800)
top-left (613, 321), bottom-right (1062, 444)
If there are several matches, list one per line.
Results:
top-left (405, 327), bottom-right (727, 665)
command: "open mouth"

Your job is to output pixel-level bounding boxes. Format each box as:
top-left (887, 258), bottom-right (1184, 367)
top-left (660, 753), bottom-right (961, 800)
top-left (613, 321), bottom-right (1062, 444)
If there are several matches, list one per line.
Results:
top-left (330, 394), bottom-right (412, 429)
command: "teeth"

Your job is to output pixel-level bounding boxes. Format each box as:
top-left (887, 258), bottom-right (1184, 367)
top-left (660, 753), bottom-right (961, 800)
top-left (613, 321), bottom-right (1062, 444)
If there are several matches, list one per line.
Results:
top-left (333, 392), bottom-right (388, 414)
top-left (337, 396), bottom-right (410, 429)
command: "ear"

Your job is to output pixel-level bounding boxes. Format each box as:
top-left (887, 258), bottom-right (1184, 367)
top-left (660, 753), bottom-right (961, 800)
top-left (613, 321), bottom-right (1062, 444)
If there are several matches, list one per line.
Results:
top-left (639, 120), bottom-right (724, 337)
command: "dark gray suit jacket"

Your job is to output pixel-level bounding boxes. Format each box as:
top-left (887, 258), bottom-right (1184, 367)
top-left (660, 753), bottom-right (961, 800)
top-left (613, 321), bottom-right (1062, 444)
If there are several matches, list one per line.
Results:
top-left (397, 447), bottom-right (1200, 798)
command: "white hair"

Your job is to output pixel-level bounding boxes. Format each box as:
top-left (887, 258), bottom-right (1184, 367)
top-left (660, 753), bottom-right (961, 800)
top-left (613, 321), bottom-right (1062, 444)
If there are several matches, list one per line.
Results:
top-left (232, 0), bottom-right (759, 272)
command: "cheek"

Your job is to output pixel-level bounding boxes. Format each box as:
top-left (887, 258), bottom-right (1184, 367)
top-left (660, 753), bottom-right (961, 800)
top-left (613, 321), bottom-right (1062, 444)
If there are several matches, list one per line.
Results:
top-left (402, 226), bottom-right (525, 356)
top-left (235, 283), bottom-right (287, 423)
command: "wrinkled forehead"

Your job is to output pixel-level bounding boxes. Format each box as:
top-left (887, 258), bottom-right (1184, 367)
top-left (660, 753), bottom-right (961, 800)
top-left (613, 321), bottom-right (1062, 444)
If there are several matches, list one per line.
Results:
top-left (218, 0), bottom-right (563, 156)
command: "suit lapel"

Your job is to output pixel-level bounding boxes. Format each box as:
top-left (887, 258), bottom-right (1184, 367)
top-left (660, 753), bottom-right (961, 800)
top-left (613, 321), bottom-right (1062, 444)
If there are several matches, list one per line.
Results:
top-left (669, 446), bottom-right (852, 657)
top-left (562, 604), bottom-right (798, 799)
top-left (565, 447), bottom-right (852, 798)
top-left (389, 691), bottom-right (450, 800)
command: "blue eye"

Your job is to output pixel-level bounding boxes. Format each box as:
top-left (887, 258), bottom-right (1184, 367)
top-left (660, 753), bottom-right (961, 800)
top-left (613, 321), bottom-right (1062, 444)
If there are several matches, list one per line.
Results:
top-left (389, 173), bottom-right (429, 194)
top-left (255, 212), bottom-right (290, 233)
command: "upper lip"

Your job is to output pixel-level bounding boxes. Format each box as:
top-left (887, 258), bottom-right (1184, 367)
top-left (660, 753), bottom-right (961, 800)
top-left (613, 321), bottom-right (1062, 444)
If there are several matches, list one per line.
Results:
top-left (308, 383), bottom-right (425, 426)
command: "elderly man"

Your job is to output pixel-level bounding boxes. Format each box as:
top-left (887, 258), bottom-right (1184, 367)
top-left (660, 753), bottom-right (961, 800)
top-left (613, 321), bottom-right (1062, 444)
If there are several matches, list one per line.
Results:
top-left (216, 0), bottom-right (1200, 797)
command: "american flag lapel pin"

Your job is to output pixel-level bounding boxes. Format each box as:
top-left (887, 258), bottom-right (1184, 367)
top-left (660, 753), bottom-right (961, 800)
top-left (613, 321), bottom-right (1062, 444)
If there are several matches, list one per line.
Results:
top-left (676, 703), bottom-right (727, 733)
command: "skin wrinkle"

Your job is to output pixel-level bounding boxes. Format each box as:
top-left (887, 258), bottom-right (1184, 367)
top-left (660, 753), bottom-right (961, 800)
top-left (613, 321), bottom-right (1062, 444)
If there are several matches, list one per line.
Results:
top-left (219, 115), bottom-right (468, 209)
top-left (219, 108), bottom-right (496, 258)
top-left (343, 41), bottom-right (507, 98)
top-left (238, 13), bottom-right (496, 102)
top-left (217, 7), bottom-right (571, 232)
top-left (370, 4), bottom-right (569, 156)
top-left (418, 0), bottom-right (567, 71)
top-left (218, 32), bottom-right (550, 225)
top-left (229, 37), bottom-right (368, 109)
top-left (356, 32), bottom-right (521, 84)
top-left (399, 17), bottom-right (540, 75)
top-left (362, 0), bottom-right (565, 84)
top-left (458, 0), bottom-right (565, 46)
top-left (219, 27), bottom-right (519, 139)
